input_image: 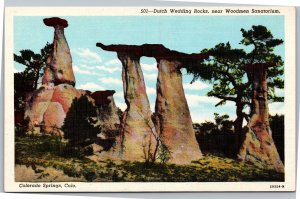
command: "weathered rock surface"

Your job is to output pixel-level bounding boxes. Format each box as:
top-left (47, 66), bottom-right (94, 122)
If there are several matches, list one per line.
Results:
top-left (96, 43), bottom-right (207, 163)
top-left (155, 59), bottom-right (202, 164)
top-left (25, 86), bottom-right (54, 134)
top-left (51, 84), bottom-right (84, 113)
top-left (91, 90), bottom-right (121, 136)
top-left (24, 84), bottom-right (85, 135)
top-left (23, 18), bottom-right (100, 137)
top-left (238, 63), bottom-right (284, 173)
top-left (43, 102), bottom-right (66, 136)
top-left (116, 53), bottom-right (157, 161)
top-left (42, 17), bottom-right (75, 86)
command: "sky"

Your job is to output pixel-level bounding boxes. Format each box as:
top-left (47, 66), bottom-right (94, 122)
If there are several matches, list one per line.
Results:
top-left (13, 15), bottom-right (285, 123)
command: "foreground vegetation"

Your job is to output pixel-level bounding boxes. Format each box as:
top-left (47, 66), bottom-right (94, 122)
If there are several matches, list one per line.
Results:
top-left (15, 135), bottom-right (284, 182)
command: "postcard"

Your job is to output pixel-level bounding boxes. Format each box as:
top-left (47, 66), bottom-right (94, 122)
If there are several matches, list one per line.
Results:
top-left (4, 6), bottom-right (296, 192)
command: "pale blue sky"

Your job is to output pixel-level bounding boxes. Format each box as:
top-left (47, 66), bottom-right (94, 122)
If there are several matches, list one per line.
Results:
top-left (14, 16), bottom-right (285, 123)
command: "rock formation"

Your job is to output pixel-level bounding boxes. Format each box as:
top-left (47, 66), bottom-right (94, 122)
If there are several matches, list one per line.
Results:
top-left (42, 17), bottom-right (75, 86)
top-left (118, 52), bottom-right (160, 161)
top-left (24, 18), bottom-right (85, 135)
top-left (96, 43), bottom-right (207, 163)
top-left (238, 63), bottom-right (284, 172)
top-left (25, 83), bottom-right (87, 135)
top-left (155, 59), bottom-right (202, 164)
top-left (91, 90), bottom-right (121, 138)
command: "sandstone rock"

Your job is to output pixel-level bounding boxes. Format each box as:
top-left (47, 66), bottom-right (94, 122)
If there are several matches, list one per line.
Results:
top-left (24, 86), bottom-right (54, 133)
top-left (96, 43), bottom-right (207, 163)
top-left (42, 17), bottom-right (75, 86)
top-left (24, 83), bottom-right (89, 136)
top-left (51, 84), bottom-right (83, 113)
top-left (91, 90), bottom-right (120, 135)
top-left (116, 53), bottom-right (158, 161)
top-left (43, 102), bottom-right (66, 136)
top-left (42, 66), bottom-right (55, 85)
top-left (155, 59), bottom-right (202, 164)
top-left (238, 64), bottom-right (284, 173)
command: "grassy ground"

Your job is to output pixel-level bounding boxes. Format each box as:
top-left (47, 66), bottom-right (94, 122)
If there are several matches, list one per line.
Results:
top-left (15, 135), bottom-right (284, 182)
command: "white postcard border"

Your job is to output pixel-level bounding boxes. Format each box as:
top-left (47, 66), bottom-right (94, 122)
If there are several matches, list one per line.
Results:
top-left (4, 6), bottom-right (296, 192)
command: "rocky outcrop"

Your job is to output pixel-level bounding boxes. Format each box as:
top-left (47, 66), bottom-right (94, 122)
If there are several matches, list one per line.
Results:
top-left (91, 90), bottom-right (121, 138)
top-left (42, 17), bottom-right (75, 86)
top-left (51, 84), bottom-right (83, 113)
top-left (24, 18), bottom-right (85, 136)
top-left (24, 84), bottom-right (87, 135)
top-left (238, 63), bottom-right (284, 173)
top-left (117, 53), bottom-right (157, 161)
top-left (96, 43), bottom-right (207, 163)
top-left (24, 86), bottom-right (54, 134)
top-left (155, 59), bottom-right (202, 164)
top-left (43, 102), bottom-right (66, 136)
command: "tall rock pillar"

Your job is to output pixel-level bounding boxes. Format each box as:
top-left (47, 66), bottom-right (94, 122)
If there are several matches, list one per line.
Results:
top-left (155, 59), bottom-right (202, 164)
top-left (42, 17), bottom-right (75, 86)
top-left (238, 63), bottom-right (284, 172)
top-left (117, 52), bottom-right (157, 161)
top-left (96, 43), bottom-right (207, 163)
top-left (25, 17), bottom-right (86, 136)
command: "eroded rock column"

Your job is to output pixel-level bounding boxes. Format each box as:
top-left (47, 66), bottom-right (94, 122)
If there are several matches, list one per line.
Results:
top-left (238, 64), bottom-right (284, 172)
top-left (25, 17), bottom-right (86, 136)
top-left (117, 53), bottom-right (158, 161)
top-left (155, 59), bottom-right (202, 164)
top-left (42, 17), bottom-right (75, 86)
top-left (96, 43), bottom-right (207, 162)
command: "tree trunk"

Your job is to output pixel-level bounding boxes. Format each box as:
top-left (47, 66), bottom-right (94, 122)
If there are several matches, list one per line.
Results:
top-left (234, 97), bottom-right (244, 154)
top-left (34, 68), bottom-right (40, 90)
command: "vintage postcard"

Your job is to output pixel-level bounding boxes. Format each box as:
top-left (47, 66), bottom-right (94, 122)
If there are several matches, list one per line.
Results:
top-left (4, 6), bottom-right (296, 192)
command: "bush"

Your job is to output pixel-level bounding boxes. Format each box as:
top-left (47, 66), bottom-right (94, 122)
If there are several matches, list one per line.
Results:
top-left (62, 95), bottom-right (100, 149)
top-left (15, 116), bottom-right (30, 137)
top-left (157, 143), bottom-right (171, 165)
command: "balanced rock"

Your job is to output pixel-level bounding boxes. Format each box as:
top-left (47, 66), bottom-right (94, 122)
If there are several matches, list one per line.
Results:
top-left (42, 17), bottom-right (75, 86)
top-left (96, 43), bottom-right (207, 163)
top-left (238, 63), bottom-right (284, 172)
top-left (24, 17), bottom-right (93, 136)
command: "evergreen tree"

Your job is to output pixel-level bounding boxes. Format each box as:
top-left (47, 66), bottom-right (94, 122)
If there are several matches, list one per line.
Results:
top-left (14, 42), bottom-right (53, 90)
top-left (186, 25), bottom-right (284, 152)
top-left (14, 42), bottom-right (53, 112)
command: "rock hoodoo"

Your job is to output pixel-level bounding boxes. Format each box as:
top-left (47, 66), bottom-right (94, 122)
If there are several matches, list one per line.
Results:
top-left (155, 59), bottom-right (202, 164)
top-left (238, 63), bottom-right (284, 172)
top-left (97, 43), bottom-right (207, 163)
top-left (25, 18), bottom-right (86, 136)
top-left (117, 52), bottom-right (158, 161)
top-left (91, 90), bottom-right (121, 138)
top-left (42, 17), bottom-right (75, 86)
